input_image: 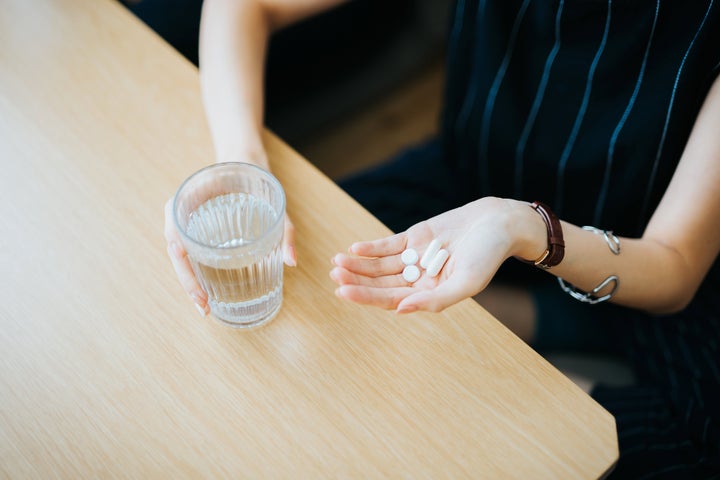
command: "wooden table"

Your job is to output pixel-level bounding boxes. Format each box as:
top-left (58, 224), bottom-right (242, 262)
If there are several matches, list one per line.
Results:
top-left (0, 1), bottom-right (618, 477)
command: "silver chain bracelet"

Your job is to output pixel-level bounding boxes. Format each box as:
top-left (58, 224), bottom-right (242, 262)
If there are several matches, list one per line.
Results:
top-left (557, 226), bottom-right (621, 304)
top-left (558, 276), bottom-right (619, 304)
top-left (581, 226), bottom-right (620, 254)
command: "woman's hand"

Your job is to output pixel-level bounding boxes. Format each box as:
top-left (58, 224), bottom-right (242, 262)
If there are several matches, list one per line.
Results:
top-left (164, 197), bottom-right (211, 315)
top-left (331, 197), bottom-right (545, 314)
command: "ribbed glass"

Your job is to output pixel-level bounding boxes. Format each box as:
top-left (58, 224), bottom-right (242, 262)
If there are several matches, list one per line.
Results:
top-left (174, 164), bottom-right (285, 329)
top-left (186, 193), bottom-right (282, 327)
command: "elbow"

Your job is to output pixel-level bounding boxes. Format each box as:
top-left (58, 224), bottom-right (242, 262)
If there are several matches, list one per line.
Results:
top-left (639, 238), bottom-right (703, 316)
top-left (643, 289), bottom-right (695, 316)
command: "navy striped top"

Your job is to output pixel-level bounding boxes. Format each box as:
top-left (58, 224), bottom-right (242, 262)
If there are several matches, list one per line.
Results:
top-left (441, 0), bottom-right (720, 239)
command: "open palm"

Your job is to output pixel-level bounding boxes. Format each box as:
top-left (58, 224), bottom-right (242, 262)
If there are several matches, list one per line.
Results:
top-left (331, 197), bottom-right (519, 314)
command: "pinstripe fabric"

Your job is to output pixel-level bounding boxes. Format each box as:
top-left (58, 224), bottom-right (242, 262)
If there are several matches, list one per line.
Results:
top-left (454, 1), bottom-right (486, 147)
top-left (591, 289), bottom-right (720, 477)
top-left (594, 0), bottom-right (660, 226)
top-left (514, 0), bottom-right (564, 198)
top-left (554, 0), bottom-right (612, 215)
top-left (639, 0), bottom-right (716, 227)
top-left (343, 2), bottom-right (720, 475)
top-left (447, 0), bottom-right (469, 70)
top-left (437, 1), bottom-right (720, 477)
top-left (441, 0), bottom-right (720, 235)
top-left (478, 0), bottom-right (531, 195)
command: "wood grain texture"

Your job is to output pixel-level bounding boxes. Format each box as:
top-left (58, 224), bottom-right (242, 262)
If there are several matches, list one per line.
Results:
top-left (0, 0), bottom-right (617, 478)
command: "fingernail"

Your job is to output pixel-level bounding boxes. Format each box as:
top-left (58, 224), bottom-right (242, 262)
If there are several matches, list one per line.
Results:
top-left (397, 305), bottom-right (418, 315)
top-left (194, 303), bottom-right (208, 317)
top-left (169, 241), bottom-right (183, 259)
top-left (285, 246), bottom-right (297, 267)
top-left (190, 292), bottom-right (208, 315)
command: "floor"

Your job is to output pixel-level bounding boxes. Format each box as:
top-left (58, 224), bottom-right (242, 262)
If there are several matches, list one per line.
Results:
top-left (295, 61), bottom-right (445, 181)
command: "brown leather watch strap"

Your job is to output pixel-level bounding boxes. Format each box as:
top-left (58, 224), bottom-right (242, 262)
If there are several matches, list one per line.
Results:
top-left (529, 201), bottom-right (565, 269)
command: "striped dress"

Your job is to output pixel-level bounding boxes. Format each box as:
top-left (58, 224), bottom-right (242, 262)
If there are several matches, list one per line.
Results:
top-left (444, 1), bottom-right (720, 477)
top-left (342, 0), bottom-right (720, 477)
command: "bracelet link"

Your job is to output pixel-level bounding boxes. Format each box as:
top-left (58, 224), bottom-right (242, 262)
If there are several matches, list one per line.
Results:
top-left (557, 226), bottom-right (622, 304)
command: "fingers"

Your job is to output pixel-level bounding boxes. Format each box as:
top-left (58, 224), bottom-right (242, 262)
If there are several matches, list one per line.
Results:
top-left (163, 198), bottom-right (180, 245)
top-left (349, 232), bottom-right (407, 257)
top-left (335, 285), bottom-right (415, 310)
top-left (332, 252), bottom-right (404, 278)
top-left (164, 199), bottom-right (210, 316)
top-left (332, 265), bottom-right (475, 314)
top-left (166, 242), bottom-right (210, 315)
top-left (396, 272), bottom-right (479, 314)
top-left (283, 214), bottom-right (297, 267)
top-left (330, 266), bottom-right (407, 288)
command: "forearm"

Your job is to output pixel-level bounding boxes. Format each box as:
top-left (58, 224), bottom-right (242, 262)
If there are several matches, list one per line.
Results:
top-left (200, 0), bottom-right (269, 166)
top-left (518, 91), bottom-right (720, 313)
top-left (508, 204), bottom-right (701, 314)
top-left (199, 0), bottom-right (346, 167)
top-left (543, 221), bottom-right (698, 314)
top-left (512, 78), bottom-right (720, 314)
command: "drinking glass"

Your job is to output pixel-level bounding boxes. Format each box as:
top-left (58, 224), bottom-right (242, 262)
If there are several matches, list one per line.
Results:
top-left (173, 163), bottom-right (285, 328)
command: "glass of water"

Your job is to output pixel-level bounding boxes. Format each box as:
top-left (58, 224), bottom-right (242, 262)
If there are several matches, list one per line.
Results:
top-left (173, 163), bottom-right (285, 328)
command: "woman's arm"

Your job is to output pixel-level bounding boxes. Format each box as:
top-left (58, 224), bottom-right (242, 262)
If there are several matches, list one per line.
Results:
top-left (199, 0), bottom-right (346, 166)
top-left (165, 0), bottom-right (345, 315)
top-left (541, 76), bottom-right (720, 314)
top-left (332, 77), bottom-right (720, 315)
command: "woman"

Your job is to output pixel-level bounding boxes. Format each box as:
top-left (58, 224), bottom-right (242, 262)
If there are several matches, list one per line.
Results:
top-left (165, 0), bottom-right (720, 476)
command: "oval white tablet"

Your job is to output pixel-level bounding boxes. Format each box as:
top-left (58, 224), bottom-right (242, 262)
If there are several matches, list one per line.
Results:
top-left (420, 239), bottom-right (442, 269)
top-left (401, 248), bottom-right (419, 266)
top-left (402, 264), bottom-right (421, 283)
top-left (426, 249), bottom-right (449, 277)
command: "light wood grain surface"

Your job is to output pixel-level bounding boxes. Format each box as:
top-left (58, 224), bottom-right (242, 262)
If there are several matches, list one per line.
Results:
top-left (0, 0), bottom-right (617, 478)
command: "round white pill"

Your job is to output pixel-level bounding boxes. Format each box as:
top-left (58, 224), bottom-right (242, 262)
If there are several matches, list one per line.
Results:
top-left (402, 264), bottom-right (421, 283)
top-left (401, 248), bottom-right (419, 266)
top-left (420, 238), bottom-right (442, 269)
top-left (426, 249), bottom-right (450, 278)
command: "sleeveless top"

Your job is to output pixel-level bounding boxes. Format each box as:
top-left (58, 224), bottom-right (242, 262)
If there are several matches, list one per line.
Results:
top-left (441, 0), bottom-right (720, 236)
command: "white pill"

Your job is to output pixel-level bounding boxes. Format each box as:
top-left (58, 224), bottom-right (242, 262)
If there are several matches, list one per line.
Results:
top-left (402, 264), bottom-right (421, 283)
top-left (420, 239), bottom-right (442, 269)
top-left (426, 249), bottom-right (449, 278)
top-left (401, 248), bottom-right (419, 265)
